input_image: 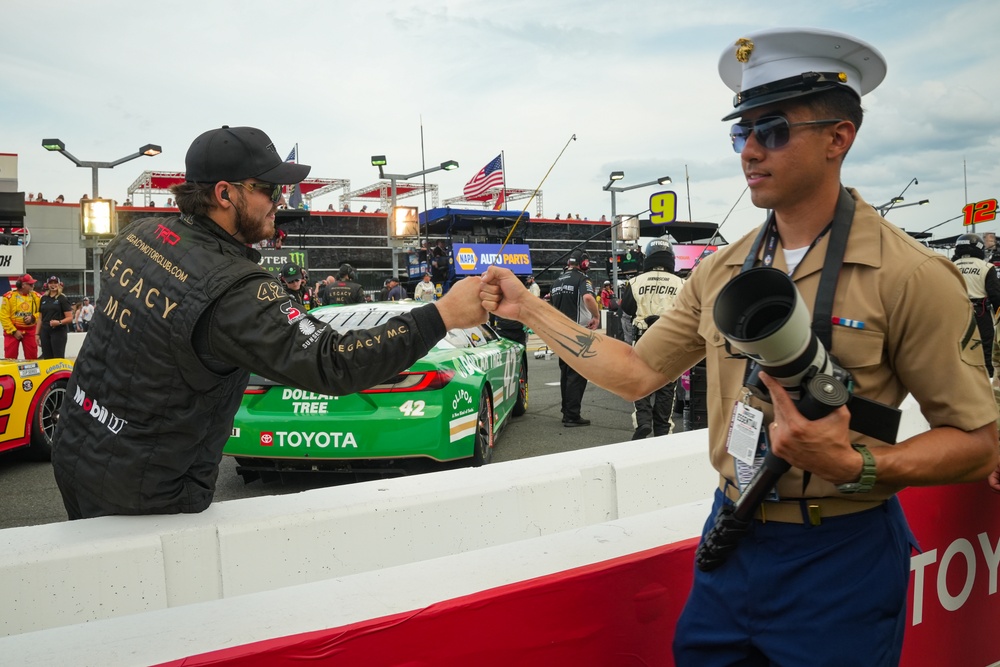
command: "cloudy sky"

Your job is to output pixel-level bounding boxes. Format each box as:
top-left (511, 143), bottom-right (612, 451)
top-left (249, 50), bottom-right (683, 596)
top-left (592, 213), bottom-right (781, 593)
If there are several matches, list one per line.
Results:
top-left (3, 0), bottom-right (998, 243)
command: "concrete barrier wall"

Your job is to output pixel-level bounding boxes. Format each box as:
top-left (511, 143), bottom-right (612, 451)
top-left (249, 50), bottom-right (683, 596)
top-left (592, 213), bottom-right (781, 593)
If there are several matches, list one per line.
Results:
top-left (0, 398), bottom-right (937, 665)
top-left (0, 430), bottom-right (717, 639)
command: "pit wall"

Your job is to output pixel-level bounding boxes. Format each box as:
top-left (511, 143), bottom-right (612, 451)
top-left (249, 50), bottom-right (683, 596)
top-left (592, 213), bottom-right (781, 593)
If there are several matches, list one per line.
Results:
top-left (1, 398), bottom-right (998, 667)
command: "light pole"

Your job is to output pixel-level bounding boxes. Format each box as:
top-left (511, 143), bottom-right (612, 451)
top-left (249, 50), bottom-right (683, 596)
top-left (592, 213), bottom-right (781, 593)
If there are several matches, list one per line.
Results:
top-left (874, 177), bottom-right (918, 217)
top-left (42, 138), bottom-right (161, 300)
top-left (42, 139), bottom-right (162, 200)
top-left (603, 172), bottom-right (671, 294)
top-left (371, 156), bottom-right (459, 276)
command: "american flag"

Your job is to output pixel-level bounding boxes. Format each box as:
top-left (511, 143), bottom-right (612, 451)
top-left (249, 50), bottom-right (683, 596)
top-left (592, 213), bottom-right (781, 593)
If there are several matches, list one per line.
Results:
top-left (463, 154), bottom-right (504, 200)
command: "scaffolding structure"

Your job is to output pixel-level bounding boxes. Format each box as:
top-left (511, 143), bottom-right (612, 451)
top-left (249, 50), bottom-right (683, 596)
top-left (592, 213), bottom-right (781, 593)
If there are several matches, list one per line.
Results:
top-left (442, 187), bottom-right (543, 216)
top-left (338, 180), bottom-right (439, 213)
top-left (126, 171), bottom-right (351, 208)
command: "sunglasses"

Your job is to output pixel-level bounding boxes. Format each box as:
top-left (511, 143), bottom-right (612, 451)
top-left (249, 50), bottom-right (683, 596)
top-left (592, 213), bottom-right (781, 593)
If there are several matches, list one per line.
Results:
top-left (231, 181), bottom-right (283, 203)
top-left (730, 116), bottom-right (843, 153)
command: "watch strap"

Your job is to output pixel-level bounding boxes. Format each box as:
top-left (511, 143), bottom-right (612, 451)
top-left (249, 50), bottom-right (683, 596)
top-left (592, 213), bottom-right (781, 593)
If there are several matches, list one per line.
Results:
top-left (837, 444), bottom-right (876, 494)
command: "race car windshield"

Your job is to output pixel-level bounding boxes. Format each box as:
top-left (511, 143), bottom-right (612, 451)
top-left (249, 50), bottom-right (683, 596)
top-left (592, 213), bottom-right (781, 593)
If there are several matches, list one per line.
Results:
top-left (314, 307), bottom-right (469, 351)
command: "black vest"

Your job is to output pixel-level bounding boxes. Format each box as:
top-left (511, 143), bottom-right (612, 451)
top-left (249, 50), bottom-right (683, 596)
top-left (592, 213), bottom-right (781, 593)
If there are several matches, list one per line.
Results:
top-left (52, 214), bottom-right (268, 514)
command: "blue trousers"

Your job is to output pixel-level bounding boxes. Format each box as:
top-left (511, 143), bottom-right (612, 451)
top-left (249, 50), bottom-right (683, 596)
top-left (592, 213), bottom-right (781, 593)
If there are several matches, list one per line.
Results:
top-left (674, 489), bottom-right (915, 666)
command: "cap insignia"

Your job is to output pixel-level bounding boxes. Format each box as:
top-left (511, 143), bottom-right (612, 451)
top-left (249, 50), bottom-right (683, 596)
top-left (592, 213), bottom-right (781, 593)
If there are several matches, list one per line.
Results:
top-left (735, 38), bottom-right (754, 63)
top-left (838, 72), bottom-right (848, 83)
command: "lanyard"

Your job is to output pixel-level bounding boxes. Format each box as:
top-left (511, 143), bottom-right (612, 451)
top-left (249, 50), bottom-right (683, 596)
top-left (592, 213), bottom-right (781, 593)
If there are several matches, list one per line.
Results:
top-left (740, 187), bottom-right (855, 350)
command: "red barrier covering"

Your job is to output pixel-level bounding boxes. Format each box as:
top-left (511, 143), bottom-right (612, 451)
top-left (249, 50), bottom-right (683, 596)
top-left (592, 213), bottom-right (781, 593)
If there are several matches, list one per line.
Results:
top-left (157, 484), bottom-right (1000, 667)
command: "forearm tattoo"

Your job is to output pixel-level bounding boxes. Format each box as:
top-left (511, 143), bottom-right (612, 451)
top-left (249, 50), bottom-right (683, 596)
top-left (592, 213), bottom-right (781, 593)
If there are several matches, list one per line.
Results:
top-left (547, 327), bottom-right (601, 359)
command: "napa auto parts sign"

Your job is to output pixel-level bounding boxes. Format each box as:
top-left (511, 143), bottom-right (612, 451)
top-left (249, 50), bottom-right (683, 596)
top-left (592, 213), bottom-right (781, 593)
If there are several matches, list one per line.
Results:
top-left (453, 244), bottom-right (532, 275)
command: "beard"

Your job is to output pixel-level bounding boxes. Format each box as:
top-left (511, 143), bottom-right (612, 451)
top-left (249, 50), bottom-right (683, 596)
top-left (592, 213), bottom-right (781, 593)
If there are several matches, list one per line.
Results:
top-left (233, 197), bottom-right (275, 244)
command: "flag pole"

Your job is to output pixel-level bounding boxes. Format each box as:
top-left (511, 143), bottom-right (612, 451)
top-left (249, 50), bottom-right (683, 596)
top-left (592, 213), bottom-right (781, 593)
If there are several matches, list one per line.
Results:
top-left (498, 133), bottom-right (576, 253)
top-left (420, 116), bottom-right (430, 263)
top-left (499, 150), bottom-right (506, 210)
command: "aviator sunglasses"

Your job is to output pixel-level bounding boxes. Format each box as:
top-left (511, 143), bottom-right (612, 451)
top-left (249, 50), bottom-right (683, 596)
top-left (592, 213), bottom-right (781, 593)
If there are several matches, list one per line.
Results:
top-left (231, 181), bottom-right (283, 203)
top-left (730, 116), bottom-right (843, 153)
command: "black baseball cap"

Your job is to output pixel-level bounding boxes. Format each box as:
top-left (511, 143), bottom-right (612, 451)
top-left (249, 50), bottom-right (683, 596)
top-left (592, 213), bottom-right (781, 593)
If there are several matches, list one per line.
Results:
top-left (185, 126), bottom-right (311, 185)
top-left (280, 263), bottom-right (303, 280)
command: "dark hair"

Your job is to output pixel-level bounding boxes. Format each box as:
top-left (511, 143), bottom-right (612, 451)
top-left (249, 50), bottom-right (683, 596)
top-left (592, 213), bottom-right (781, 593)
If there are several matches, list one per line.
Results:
top-left (805, 88), bottom-right (864, 132)
top-left (170, 182), bottom-right (217, 216)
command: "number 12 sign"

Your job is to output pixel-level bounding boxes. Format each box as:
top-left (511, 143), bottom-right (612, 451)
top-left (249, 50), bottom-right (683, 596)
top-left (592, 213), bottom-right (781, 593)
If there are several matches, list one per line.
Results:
top-left (963, 198), bottom-right (998, 226)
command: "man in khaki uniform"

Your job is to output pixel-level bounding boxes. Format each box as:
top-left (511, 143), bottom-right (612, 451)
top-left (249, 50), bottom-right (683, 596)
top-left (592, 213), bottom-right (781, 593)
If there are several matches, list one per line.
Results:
top-left (481, 28), bottom-right (999, 666)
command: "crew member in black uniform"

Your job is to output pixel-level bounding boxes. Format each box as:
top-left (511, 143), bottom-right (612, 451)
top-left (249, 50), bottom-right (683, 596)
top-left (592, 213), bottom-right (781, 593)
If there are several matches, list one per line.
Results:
top-left (39, 275), bottom-right (73, 359)
top-left (953, 233), bottom-right (1000, 378)
top-left (324, 263), bottom-right (366, 304)
top-left (50, 125), bottom-right (494, 519)
top-left (549, 252), bottom-right (600, 426)
top-left (279, 263), bottom-right (312, 310)
top-left (620, 237), bottom-right (686, 439)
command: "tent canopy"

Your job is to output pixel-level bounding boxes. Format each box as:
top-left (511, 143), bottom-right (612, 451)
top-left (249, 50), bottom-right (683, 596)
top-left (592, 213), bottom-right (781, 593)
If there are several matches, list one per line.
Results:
top-left (419, 207), bottom-right (530, 236)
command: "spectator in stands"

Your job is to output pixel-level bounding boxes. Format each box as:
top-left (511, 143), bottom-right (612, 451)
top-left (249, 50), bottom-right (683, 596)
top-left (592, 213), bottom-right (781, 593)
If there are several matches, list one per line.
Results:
top-left (71, 302), bottom-right (82, 332)
top-left (342, 203), bottom-right (351, 212)
top-left (414, 273), bottom-right (436, 302)
top-left (386, 277), bottom-right (406, 301)
top-left (360, 205), bottom-right (368, 213)
top-left (36, 192), bottom-right (47, 202)
top-left (26, 193), bottom-right (34, 202)
top-left (166, 198), bottom-right (174, 207)
top-left (123, 198), bottom-right (133, 206)
top-left (149, 200), bottom-right (156, 207)
top-left (39, 276), bottom-right (73, 359)
top-left (55, 194), bottom-right (65, 203)
top-left (79, 297), bottom-right (95, 332)
top-left (554, 214), bottom-right (560, 220)
top-left (378, 278), bottom-right (392, 301)
top-left (1, 274), bottom-right (41, 360)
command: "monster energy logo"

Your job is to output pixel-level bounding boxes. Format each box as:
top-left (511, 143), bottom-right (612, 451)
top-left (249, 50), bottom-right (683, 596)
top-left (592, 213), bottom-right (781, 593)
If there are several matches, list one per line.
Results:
top-left (288, 251), bottom-right (307, 267)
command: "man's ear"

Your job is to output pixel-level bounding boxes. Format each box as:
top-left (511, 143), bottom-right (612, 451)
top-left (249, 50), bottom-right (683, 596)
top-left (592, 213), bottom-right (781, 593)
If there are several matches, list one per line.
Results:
top-left (828, 120), bottom-right (856, 161)
top-left (215, 182), bottom-right (232, 207)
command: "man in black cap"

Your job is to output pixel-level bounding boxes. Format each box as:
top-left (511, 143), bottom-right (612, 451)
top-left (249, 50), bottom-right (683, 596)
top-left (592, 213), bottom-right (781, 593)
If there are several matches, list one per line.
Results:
top-left (386, 276), bottom-right (406, 301)
top-left (548, 251), bottom-right (599, 427)
top-left (324, 264), bottom-right (366, 305)
top-left (279, 262), bottom-right (312, 310)
top-left (480, 29), bottom-right (998, 665)
top-left (51, 125), bottom-right (495, 520)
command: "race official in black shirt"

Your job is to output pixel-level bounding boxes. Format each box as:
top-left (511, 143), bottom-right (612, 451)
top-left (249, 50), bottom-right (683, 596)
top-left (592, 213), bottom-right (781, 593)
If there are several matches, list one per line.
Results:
top-left (549, 252), bottom-right (600, 426)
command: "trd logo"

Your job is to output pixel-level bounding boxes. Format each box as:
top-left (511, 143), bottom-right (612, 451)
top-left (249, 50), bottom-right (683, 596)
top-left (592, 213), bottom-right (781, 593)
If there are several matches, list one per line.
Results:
top-left (260, 432), bottom-right (274, 447)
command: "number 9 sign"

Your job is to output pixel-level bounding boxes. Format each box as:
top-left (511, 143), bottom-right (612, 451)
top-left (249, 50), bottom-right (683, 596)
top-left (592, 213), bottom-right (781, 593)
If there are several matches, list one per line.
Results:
top-left (650, 191), bottom-right (677, 225)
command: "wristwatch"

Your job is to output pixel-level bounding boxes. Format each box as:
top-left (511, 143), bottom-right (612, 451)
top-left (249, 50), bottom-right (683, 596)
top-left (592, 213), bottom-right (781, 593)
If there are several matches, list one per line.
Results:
top-left (837, 444), bottom-right (877, 494)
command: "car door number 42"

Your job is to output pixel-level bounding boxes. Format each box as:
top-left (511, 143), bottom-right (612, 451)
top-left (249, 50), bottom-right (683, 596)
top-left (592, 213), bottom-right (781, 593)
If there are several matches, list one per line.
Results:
top-left (399, 400), bottom-right (426, 417)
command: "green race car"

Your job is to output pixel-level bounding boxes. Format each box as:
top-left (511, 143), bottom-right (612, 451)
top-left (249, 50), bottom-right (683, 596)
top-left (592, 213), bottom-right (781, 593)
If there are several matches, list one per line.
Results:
top-left (224, 301), bottom-right (528, 482)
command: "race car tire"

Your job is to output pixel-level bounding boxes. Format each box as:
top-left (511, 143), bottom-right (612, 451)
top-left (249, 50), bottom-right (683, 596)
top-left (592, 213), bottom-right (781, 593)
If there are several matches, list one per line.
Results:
top-left (28, 378), bottom-right (67, 462)
top-left (472, 387), bottom-right (495, 467)
top-left (512, 358), bottom-right (528, 417)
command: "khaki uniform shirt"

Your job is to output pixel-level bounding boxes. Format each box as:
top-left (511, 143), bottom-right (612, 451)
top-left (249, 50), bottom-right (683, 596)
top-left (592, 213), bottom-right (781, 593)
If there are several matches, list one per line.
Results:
top-left (635, 189), bottom-right (998, 502)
